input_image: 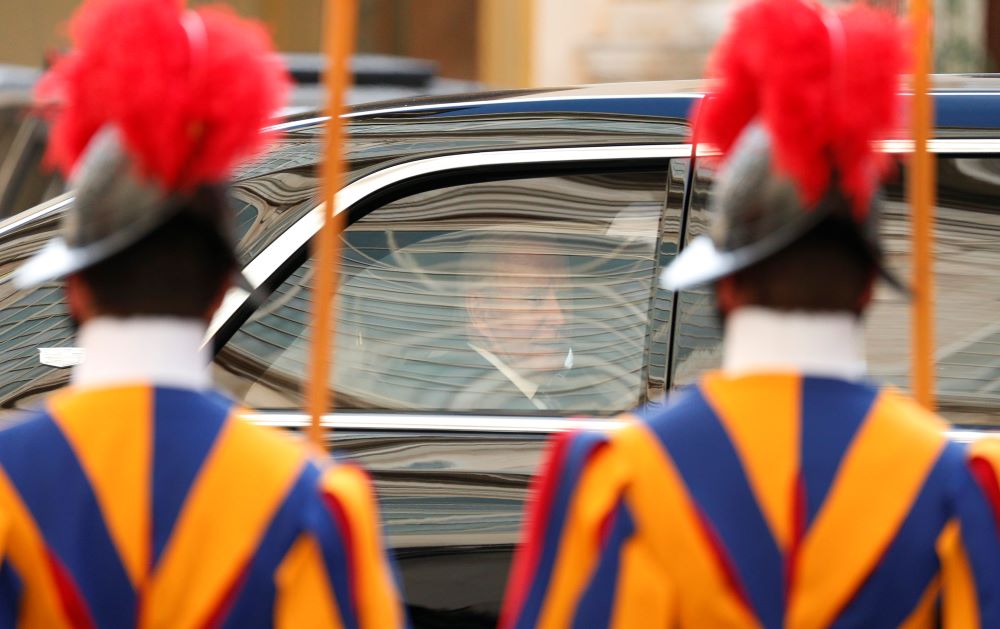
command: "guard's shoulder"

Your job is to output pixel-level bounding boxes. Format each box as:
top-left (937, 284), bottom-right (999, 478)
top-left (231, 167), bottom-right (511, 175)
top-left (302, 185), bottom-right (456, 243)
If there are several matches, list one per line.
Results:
top-left (627, 383), bottom-right (711, 437)
top-left (317, 460), bottom-right (375, 501)
top-left (873, 387), bottom-right (950, 436)
top-left (527, 428), bottom-right (628, 511)
top-left (227, 407), bottom-right (311, 464)
top-left (871, 389), bottom-right (988, 487)
top-left (0, 407), bottom-right (58, 449)
top-left (969, 436), bottom-right (1000, 466)
top-left (553, 427), bottom-right (618, 477)
top-left (966, 435), bottom-right (1000, 490)
top-left (599, 390), bottom-right (708, 485)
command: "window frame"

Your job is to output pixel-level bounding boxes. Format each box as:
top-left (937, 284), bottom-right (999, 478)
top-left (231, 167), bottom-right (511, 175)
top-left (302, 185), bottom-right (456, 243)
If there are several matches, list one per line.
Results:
top-left (209, 143), bottom-right (694, 429)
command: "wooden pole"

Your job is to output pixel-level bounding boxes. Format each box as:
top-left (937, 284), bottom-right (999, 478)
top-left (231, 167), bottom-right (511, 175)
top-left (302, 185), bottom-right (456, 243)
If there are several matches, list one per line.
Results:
top-left (308, 0), bottom-right (357, 448)
top-left (478, 0), bottom-right (534, 88)
top-left (909, 0), bottom-right (936, 410)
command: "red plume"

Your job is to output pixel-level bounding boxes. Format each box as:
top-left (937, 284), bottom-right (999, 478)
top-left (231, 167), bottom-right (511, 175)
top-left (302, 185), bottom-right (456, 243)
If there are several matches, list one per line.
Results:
top-left (694, 0), bottom-right (906, 217)
top-left (36, 0), bottom-right (290, 190)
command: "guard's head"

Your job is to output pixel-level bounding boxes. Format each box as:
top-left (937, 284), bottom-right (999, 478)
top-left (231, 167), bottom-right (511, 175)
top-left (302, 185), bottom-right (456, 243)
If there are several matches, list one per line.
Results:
top-left (66, 191), bottom-right (238, 323)
top-left (660, 0), bottom-right (907, 315)
top-left (14, 128), bottom-right (247, 324)
top-left (715, 215), bottom-right (877, 317)
top-left (15, 0), bottom-right (289, 321)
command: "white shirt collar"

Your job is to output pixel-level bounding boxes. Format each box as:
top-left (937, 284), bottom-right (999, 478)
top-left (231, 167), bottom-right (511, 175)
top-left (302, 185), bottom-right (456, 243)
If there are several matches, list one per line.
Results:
top-left (72, 317), bottom-right (212, 390)
top-left (723, 307), bottom-right (867, 381)
top-left (468, 343), bottom-right (547, 409)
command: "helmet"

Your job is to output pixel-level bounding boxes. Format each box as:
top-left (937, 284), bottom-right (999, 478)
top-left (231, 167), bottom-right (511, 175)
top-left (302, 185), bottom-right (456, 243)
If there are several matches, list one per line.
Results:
top-left (15, 0), bottom-right (290, 289)
top-left (661, 0), bottom-right (907, 292)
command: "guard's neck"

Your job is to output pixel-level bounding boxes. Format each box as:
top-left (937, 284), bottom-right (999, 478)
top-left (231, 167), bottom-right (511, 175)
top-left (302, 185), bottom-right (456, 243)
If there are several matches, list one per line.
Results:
top-left (72, 317), bottom-right (212, 390)
top-left (722, 306), bottom-right (867, 381)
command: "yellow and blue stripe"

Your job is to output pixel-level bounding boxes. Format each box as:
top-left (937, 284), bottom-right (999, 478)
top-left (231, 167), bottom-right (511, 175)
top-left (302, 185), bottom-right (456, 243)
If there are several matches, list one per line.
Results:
top-left (0, 384), bottom-right (405, 628)
top-left (504, 373), bottom-right (1000, 628)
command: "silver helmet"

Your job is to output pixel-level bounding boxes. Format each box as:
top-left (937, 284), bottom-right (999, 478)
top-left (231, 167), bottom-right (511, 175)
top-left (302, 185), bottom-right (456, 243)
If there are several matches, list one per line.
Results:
top-left (15, 127), bottom-right (243, 289)
top-left (14, 0), bottom-right (290, 290)
top-left (661, 124), bottom-right (902, 292)
top-left (659, 0), bottom-right (906, 293)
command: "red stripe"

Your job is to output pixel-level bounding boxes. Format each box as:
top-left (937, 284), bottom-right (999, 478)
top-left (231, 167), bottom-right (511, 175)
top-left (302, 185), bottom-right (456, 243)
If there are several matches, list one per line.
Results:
top-left (45, 550), bottom-right (96, 629)
top-left (499, 430), bottom-right (576, 629)
top-left (321, 475), bottom-right (360, 621)
top-left (692, 504), bottom-right (754, 615)
top-left (197, 566), bottom-right (249, 629)
top-left (969, 456), bottom-right (1000, 530)
top-left (784, 473), bottom-right (807, 600)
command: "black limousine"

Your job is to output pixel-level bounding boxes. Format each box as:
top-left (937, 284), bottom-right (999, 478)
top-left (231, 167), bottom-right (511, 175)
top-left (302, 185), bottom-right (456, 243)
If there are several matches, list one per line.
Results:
top-left (0, 77), bottom-right (997, 625)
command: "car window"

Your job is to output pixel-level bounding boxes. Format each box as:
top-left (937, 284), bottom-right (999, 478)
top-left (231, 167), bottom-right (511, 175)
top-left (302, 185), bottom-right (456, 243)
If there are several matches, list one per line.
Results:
top-left (214, 168), bottom-right (676, 415)
top-left (0, 107), bottom-right (65, 219)
top-left (0, 105), bottom-right (22, 164)
top-left (671, 154), bottom-right (1000, 423)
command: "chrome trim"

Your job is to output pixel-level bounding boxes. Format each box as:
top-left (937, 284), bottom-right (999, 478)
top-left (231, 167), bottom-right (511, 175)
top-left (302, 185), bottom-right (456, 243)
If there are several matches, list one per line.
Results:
top-left (946, 429), bottom-right (997, 444)
top-left (205, 143), bottom-right (693, 339)
top-left (0, 193), bottom-right (74, 239)
top-left (264, 116), bottom-right (327, 133)
top-left (243, 414), bottom-right (996, 440)
top-left (933, 91), bottom-right (1000, 97)
top-left (273, 106), bottom-right (318, 120)
top-left (879, 138), bottom-right (1000, 154)
top-left (692, 138), bottom-right (1000, 157)
top-left (245, 412), bottom-right (626, 434)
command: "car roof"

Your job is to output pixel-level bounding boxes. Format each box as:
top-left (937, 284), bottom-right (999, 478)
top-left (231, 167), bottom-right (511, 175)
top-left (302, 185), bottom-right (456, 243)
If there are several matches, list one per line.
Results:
top-left (338, 75), bottom-right (1000, 133)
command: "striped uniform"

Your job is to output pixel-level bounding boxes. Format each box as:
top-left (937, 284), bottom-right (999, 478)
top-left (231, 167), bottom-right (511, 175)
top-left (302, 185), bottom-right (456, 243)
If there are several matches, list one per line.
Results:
top-left (0, 384), bottom-right (406, 628)
top-left (503, 373), bottom-right (1000, 628)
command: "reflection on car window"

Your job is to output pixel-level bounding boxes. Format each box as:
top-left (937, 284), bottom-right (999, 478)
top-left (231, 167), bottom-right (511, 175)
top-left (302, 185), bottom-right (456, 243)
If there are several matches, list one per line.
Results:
top-left (671, 156), bottom-right (1000, 423)
top-left (0, 106), bottom-right (65, 219)
top-left (215, 170), bottom-right (670, 415)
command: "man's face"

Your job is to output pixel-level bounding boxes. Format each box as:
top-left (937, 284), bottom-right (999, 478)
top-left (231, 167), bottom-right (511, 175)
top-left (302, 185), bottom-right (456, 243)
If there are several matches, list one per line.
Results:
top-left (468, 253), bottom-right (569, 375)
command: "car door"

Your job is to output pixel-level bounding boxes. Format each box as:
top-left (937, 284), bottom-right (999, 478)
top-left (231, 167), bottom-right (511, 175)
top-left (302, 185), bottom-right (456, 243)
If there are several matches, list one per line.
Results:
top-left (211, 147), bottom-right (690, 624)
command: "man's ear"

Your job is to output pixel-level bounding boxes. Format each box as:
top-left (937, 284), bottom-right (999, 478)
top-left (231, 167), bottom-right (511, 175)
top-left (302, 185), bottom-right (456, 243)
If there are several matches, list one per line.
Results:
top-left (856, 270), bottom-right (877, 314)
top-left (715, 275), bottom-right (741, 315)
top-left (66, 274), bottom-right (96, 324)
top-left (204, 272), bottom-right (235, 322)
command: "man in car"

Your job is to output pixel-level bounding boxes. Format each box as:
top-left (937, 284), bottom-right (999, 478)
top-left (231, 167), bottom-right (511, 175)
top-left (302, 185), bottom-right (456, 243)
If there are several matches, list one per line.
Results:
top-left (380, 235), bottom-right (580, 414)
top-left (406, 235), bottom-right (629, 414)
top-left (0, 0), bottom-right (405, 626)
top-left (458, 241), bottom-right (573, 412)
top-left (501, 0), bottom-right (1000, 626)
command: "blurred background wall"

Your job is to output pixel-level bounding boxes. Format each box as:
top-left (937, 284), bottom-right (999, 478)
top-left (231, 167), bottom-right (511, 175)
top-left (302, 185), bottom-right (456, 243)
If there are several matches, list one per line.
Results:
top-left (1, 0), bottom-right (997, 88)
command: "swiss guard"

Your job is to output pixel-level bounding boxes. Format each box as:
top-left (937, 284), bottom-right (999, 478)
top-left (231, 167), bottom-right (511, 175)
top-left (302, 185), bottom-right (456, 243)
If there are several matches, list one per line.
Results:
top-left (502, 0), bottom-right (1000, 627)
top-left (0, 0), bottom-right (406, 626)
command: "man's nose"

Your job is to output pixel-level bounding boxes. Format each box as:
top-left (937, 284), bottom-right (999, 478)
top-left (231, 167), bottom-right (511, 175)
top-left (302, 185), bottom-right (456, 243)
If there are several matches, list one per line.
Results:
top-left (542, 291), bottom-right (565, 327)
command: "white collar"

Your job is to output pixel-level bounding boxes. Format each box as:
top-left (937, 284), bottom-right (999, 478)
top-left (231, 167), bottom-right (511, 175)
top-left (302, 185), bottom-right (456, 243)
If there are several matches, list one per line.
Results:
top-left (467, 343), bottom-right (547, 410)
top-left (723, 307), bottom-right (867, 381)
top-left (72, 317), bottom-right (212, 390)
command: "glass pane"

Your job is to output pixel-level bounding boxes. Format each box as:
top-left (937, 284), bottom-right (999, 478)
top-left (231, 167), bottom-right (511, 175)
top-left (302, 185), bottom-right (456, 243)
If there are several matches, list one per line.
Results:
top-left (670, 156), bottom-right (1000, 424)
top-left (215, 169), bottom-right (671, 415)
top-left (0, 106), bottom-right (22, 163)
top-left (874, 157), bottom-right (1000, 423)
top-left (2, 117), bottom-right (66, 218)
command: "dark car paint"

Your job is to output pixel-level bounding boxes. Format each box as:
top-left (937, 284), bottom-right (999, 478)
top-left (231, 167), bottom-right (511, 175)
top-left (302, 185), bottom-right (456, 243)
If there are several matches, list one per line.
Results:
top-left (0, 78), bottom-right (998, 625)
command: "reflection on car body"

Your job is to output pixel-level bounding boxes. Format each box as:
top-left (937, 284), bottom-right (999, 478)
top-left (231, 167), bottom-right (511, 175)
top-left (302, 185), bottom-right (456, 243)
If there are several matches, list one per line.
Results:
top-left (0, 78), bottom-right (998, 625)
